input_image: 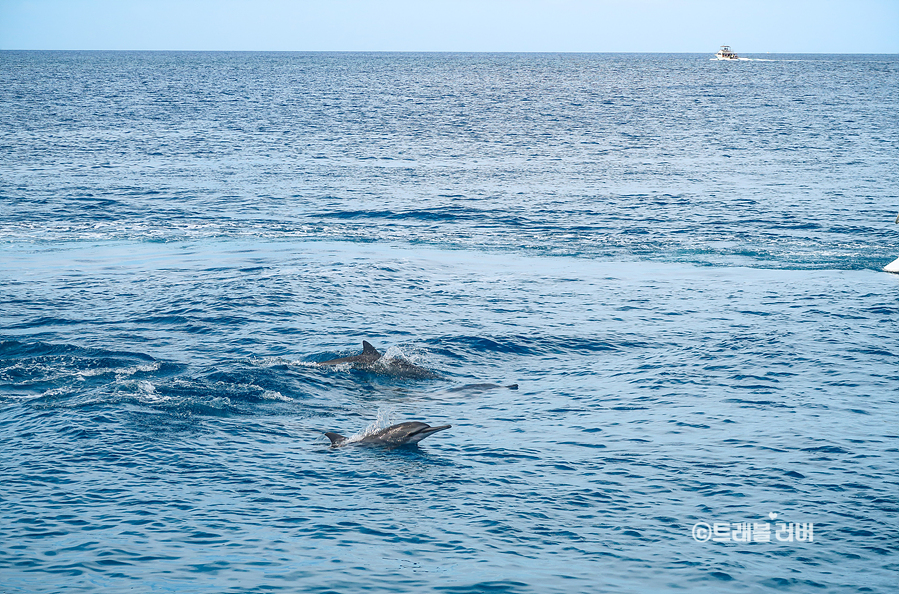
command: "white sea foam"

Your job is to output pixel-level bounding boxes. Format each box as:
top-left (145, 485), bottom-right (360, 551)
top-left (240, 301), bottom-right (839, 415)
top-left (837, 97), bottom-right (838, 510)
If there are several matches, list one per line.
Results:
top-left (343, 408), bottom-right (396, 444)
top-left (261, 390), bottom-right (290, 402)
top-left (76, 361), bottom-right (161, 380)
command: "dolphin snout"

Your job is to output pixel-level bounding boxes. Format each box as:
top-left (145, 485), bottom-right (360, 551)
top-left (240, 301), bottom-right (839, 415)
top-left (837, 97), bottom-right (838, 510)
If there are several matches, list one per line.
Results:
top-left (419, 424), bottom-right (451, 435)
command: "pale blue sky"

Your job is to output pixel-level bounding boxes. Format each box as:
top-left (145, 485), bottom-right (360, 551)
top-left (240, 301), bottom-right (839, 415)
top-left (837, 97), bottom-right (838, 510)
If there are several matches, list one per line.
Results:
top-left (1, 0), bottom-right (897, 53)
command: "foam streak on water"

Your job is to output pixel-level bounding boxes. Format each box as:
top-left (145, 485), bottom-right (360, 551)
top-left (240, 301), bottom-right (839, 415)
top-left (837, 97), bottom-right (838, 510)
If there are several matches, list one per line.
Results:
top-left (1, 52), bottom-right (898, 593)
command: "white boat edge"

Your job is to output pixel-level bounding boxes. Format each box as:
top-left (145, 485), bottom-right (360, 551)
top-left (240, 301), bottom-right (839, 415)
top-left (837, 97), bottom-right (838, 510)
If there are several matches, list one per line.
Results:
top-left (884, 257), bottom-right (899, 273)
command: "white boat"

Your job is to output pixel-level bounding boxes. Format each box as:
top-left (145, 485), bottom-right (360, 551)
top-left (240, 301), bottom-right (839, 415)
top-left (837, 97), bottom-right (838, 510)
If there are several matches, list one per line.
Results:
top-left (713, 45), bottom-right (741, 60)
top-left (885, 212), bottom-right (899, 273)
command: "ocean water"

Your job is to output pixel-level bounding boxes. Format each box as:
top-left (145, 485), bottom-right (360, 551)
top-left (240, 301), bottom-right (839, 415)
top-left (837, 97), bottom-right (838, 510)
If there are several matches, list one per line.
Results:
top-left (1, 51), bottom-right (898, 593)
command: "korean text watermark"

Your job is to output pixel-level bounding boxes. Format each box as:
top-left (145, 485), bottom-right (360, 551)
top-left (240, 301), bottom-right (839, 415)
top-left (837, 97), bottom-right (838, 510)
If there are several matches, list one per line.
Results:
top-left (692, 512), bottom-right (814, 543)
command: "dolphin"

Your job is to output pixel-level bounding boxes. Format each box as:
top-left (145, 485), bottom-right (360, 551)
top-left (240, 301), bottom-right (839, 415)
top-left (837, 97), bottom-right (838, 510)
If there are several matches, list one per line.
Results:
top-left (317, 341), bottom-right (441, 379)
top-left (318, 340), bottom-right (383, 366)
top-left (447, 383), bottom-right (519, 392)
top-left (325, 422), bottom-right (451, 448)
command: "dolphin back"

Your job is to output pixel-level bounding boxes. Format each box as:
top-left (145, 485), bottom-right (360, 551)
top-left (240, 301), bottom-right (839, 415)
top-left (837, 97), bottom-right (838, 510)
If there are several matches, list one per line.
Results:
top-left (318, 340), bottom-right (382, 366)
top-left (325, 432), bottom-right (348, 446)
top-left (316, 341), bottom-right (442, 378)
top-left (361, 341), bottom-right (380, 358)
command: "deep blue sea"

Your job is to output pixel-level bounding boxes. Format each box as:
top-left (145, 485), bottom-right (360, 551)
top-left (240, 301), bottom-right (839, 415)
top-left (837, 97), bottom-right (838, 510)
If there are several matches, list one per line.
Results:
top-left (1, 51), bottom-right (898, 593)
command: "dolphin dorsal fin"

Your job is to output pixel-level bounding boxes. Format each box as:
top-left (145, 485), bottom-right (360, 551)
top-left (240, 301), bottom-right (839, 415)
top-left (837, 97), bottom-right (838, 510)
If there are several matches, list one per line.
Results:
top-left (325, 432), bottom-right (347, 446)
top-left (362, 341), bottom-right (380, 356)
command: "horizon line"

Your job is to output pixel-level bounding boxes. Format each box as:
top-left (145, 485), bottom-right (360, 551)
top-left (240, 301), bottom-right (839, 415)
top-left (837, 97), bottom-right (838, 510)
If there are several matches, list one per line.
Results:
top-left (3, 49), bottom-right (898, 55)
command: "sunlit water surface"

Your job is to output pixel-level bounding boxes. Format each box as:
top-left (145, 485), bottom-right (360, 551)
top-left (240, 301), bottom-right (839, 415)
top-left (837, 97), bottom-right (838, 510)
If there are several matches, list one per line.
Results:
top-left (1, 52), bottom-right (898, 593)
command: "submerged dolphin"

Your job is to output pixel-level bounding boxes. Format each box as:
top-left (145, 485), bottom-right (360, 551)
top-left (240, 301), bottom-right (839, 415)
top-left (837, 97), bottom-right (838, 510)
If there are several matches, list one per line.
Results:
top-left (447, 383), bottom-right (519, 392)
top-left (317, 341), bottom-right (441, 379)
top-left (325, 422), bottom-right (452, 447)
